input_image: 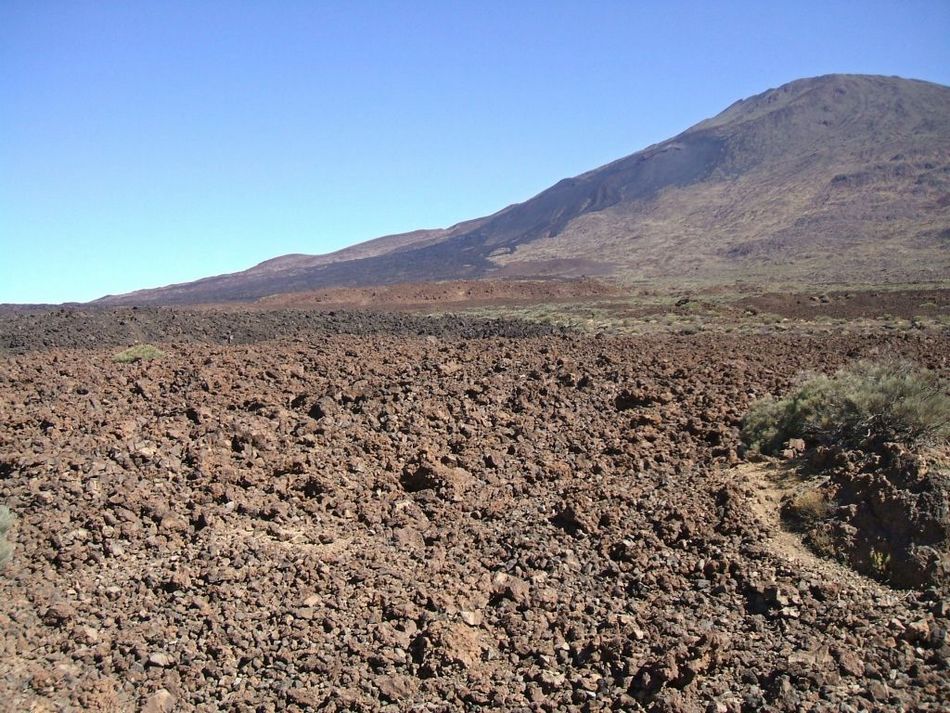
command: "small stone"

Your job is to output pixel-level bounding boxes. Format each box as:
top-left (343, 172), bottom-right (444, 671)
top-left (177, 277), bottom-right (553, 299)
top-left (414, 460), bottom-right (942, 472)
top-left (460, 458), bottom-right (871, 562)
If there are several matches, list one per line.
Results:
top-left (160, 514), bottom-right (189, 532)
top-left (78, 626), bottom-right (99, 645)
top-left (308, 397), bottom-right (337, 421)
top-left (286, 687), bottom-right (318, 706)
top-left (460, 610), bottom-right (482, 626)
top-left (491, 572), bottom-right (530, 603)
top-left (901, 619), bottom-right (930, 643)
top-left (148, 652), bottom-right (173, 668)
top-left (376, 674), bottom-right (413, 701)
top-left (42, 601), bottom-right (75, 627)
top-left (867, 680), bottom-right (889, 701)
top-left (416, 621), bottom-right (486, 670)
top-left (393, 526), bottom-right (425, 549)
top-left (835, 648), bottom-right (864, 677)
top-left (142, 688), bottom-right (175, 713)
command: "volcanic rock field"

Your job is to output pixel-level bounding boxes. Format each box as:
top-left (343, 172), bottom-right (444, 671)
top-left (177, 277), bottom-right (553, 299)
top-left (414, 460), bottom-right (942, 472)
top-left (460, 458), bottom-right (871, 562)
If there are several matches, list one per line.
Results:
top-left (0, 309), bottom-right (948, 711)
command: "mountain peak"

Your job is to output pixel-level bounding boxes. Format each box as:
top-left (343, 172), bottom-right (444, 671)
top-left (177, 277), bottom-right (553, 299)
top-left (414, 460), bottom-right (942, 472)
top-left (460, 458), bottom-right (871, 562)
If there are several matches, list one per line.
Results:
top-left (97, 74), bottom-right (950, 305)
top-left (696, 74), bottom-right (948, 132)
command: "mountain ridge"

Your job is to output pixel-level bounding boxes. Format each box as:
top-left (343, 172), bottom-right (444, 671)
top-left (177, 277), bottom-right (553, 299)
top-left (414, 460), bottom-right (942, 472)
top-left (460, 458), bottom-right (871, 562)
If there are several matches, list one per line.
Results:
top-left (97, 74), bottom-right (950, 305)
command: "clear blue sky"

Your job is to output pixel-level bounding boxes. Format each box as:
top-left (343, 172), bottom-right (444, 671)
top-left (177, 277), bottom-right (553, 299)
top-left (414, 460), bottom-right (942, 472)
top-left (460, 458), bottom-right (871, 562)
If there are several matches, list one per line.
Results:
top-left (2, 1), bottom-right (948, 303)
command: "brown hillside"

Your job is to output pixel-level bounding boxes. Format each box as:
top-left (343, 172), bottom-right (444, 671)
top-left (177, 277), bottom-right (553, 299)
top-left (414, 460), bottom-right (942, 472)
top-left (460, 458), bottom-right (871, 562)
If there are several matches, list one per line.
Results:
top-left (97, 74), bottom-right (950, 305)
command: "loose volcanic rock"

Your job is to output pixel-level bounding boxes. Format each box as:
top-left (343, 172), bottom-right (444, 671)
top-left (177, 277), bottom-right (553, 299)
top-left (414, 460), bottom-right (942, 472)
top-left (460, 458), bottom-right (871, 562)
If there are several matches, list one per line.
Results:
top-left (141, 689), bottom-right (175, 713)
top-left (0, 312), bottom-right (947, 710)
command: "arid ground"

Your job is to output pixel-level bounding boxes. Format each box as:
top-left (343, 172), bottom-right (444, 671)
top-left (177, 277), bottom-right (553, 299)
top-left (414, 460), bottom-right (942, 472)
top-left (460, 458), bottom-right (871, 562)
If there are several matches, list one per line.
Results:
top-left (0, 289), bottom-right (948, 711)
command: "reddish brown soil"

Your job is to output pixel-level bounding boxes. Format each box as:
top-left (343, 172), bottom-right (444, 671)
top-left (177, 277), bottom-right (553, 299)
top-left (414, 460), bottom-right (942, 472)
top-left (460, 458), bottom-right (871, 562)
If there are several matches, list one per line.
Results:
top-left (0, 313), bottom-right (948, 711)
top-left (735, 288), bottom-right (949, 320)
top-left (256, 278), bottom-right (621, 310)
top-left (254, 285), bottom-right (950, 327)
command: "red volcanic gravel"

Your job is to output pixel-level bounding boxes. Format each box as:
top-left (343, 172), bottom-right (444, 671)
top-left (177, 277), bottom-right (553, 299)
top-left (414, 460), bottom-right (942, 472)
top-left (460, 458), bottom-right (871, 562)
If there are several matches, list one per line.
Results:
top-left (0, 317), bottom-right (948, 711)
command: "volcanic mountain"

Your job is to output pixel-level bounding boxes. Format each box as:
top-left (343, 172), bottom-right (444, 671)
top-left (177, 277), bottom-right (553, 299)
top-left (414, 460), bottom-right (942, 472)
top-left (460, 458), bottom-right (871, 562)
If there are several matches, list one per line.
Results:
top-left (99, 74), bottom-right (950, 305)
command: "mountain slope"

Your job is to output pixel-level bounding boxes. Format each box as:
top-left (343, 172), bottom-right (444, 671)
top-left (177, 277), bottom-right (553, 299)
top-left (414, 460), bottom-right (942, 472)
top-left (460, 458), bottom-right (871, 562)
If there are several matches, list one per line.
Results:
top-left (98, 74), bottom-right (950, 305)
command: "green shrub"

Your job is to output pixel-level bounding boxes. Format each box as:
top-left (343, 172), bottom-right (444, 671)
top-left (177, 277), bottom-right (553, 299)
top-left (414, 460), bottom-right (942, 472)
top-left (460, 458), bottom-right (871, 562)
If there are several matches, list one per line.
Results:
top-left (869, 548), bottom-right (892, 580)
top-left (113, 344), bottom-right (165, 363)
top-left (742, 360), bottom-right (950, 455)
top-left (0, 505), bottom-right (13, 570)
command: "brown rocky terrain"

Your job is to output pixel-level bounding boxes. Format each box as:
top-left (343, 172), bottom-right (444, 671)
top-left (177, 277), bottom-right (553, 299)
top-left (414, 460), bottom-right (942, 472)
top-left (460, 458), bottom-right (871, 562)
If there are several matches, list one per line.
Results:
top-left (735, 288), bottom-right (950, 321)
top-left (0, 307), bottom-right (565, 355)
top-left (255, 279), bottom-right (621, 310)
top-left (0, 309), bottom-right (948, 711)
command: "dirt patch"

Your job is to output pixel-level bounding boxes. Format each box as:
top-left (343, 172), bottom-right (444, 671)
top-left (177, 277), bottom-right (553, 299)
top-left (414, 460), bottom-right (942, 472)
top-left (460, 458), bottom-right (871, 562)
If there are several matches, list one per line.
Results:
top-left (733, 462), bottom-right (905, 599)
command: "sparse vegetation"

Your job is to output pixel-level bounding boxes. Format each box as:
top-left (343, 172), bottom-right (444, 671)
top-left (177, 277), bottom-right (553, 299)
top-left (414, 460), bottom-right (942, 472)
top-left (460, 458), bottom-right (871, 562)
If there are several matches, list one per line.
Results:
top-left (783, 489), bottom-right (832, 530)
top-left (0, 505), bottom-right (13, 571)
top-left (742, 360), bottom-right (950, 456)
top-left (113, 344), bottom-right (165, 363)
top-left (869, 548), bottom-right (892, 581)
top-left (804, 528), bottom-right (836, 559)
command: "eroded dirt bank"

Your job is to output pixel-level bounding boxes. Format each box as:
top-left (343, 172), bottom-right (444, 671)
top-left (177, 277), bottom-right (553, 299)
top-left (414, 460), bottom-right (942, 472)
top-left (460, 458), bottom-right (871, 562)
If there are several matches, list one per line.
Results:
top-left (0, 319), bottom-right (948, 711)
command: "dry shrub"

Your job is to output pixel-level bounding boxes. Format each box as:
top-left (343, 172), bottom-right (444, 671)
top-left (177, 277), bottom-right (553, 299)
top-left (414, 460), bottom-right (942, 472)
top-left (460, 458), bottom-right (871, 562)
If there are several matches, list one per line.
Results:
top-left (742, 360), bottom-right (949, 456)
top-left (113, 344), bottom-right (165, 363)
top-left (782, 489), bottom-right (831, 530)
